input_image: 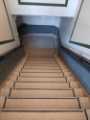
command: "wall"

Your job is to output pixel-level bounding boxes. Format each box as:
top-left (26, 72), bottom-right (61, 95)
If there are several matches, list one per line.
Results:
top-left (60, 0), bottom-right (90, 61)
top-left (17, 16), bottom-right (61, 49)
top-left (0, 47), bottom-right (25, 82)
top-left (71, 0), bottom-right (90, 47)
top-left (21, 25), bottom-right (59, 48)
top-left (6, 0), bottom-right (79, 17)
top-left (0, 0), bottom-right (13, 42)
top-left (0, 0), bottom-right (20, 56)
top-left (17, 16), bottom-right (61, 28)
top-left (59, 0), bottom-right (90, 93)
top-left (59, 47), bottom-right (90, 94)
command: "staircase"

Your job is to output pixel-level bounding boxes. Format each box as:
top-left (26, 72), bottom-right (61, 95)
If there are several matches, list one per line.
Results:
top-left (0, 49), bottom-right (90, 120)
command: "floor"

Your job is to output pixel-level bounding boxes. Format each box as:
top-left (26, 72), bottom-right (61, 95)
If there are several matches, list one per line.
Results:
top-left (0, 49), bottom-right (90, 120)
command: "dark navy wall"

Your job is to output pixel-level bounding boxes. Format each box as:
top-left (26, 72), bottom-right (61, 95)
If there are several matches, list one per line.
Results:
top-left (18, 24), bottom-right (59, 36)
top-left (0, 47), bottom-right (25, 83)
top-left (59, 47), bottom-right (90, 94)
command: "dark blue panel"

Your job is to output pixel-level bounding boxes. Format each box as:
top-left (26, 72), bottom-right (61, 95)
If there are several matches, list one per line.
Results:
top-left (18, 24), bottom-right (59, 36)
top-left (59, 47), bottom-right (90, 94)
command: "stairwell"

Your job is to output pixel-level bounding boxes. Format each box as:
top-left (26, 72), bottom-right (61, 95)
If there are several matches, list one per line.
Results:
top-left (0, 49), bottom-right (90, 120)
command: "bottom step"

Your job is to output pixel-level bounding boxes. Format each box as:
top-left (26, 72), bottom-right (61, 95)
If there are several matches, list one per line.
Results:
top-left (0, 111), bottom-right (87, 120)
top-left (5, 98), bottom-right (80, 110)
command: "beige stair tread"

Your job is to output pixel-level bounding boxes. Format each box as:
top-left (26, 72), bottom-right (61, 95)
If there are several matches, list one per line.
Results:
top-left (80, 97), bottom-right (90, 109)
top-left (15, 83), bottom-right (69, 89)
top-left (24, 66), bottom-right (60, 70)
top-left (18, 77), bottom-right (67, 82)
top-left (0, 97), bottom-right (5, 108)
top-left (64, 71), bottom-right (73, 75)
top-left (27, 59), bottom-right (55, 61)
top-left (26, 62), bottom-right (56, 64)
top-left (74, 88), bottom-right (87, 97)
top-left (66, 76), bottom-right (76, 82)
top-left (0, 88), bottom-right (10, 97)
top-left (70, 81), bottom-right (80, 88)
top-left (86, 109), bottom-right (90, 120)
top-left (11, 89), bottom-right (74, 98)
top-left (0, 111), bottom-right (87, 120)
top-left (24, 66), bottom-right (60, 69)
top-left (20, 73), bottom-right (63, 77)
top-left (25, 64), bottom-right (58, 67)
top-left (22, 69), bottom-right (62, 73)
top-left (5, 98), bottom-right (80, 110)
top-left (25, 62), bottom-right (57, 64)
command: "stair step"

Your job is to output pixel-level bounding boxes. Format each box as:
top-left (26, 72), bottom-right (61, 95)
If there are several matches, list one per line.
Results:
top-left (18, 77), bottom-right (67, 83)
top-left (24, 66), bottom-right (60, 70)
top-left (0, 111), bottom-right (87, 120)
top-left (22, 69), bottom-right (62, 73)
top-left (79, 97), bottom-right (90, 109)
top-left (26, 62), bottom-right (56, 64)
top-left (70, 81), bottom-right (81, 88)
top-left (14, 83), bottom-right (69, 89)
top-left (0, 88), bottom-right (10, 97)
top-left (20, 73), bottom-right (63, 77)
top-left (86, 109), bottom-right (90, 120)
top-left (26, 58), bottom-right (55, 60)
top-left (25, 63), bottom-right (58, 66)
top-left (74, 88), bottom-right (87, 97)
top-left (5, 98), bottom-right (80, 110)
top-left (10, 89), bottom-right (74, 98)
top-left (0, 97), bottom-right (5, 108)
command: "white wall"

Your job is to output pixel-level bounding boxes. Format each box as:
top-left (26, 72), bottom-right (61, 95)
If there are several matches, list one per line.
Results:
top-left (0, 0), bottom-right (20, 56)
top-left (0, 0), bottom-right (13, 42)
top-left (21, 16), bottom-right (61, 28)
top-left (6, 0), bottom-right (79, 17)
top-left (71, 0), bottom-right (90, 45)
top-left (17, 16), bottom-right (61, 28)
top-left (16, 16), bottom-right (61, 49)
top-left (60, 0), bottom-right (90, 60)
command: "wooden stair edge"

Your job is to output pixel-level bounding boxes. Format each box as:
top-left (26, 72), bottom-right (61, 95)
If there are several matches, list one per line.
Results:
top-left (0, 110), bottom-right (87, 120)
top-left (0, 96), bottom-right (5, 108)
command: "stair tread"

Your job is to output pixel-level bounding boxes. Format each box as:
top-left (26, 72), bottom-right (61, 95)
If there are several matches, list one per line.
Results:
top-left (80, 97), bottom-right (90, 109)
top-left (22, 69), bottom-right (62, 73)
top-left (5, 98), bottom-right (80, 110)
top-left (25, 62), bottom-right (57, 64)
top-left (15, 83), bottom-right (69, 89)
top-left (24, 66), bottom-right (60, 69)
top-left (86, 109), bottom-right (90, 120)
top-left (20, 73), bottom-right (63, 77)
top-left (1, 55), bottom-right (89, 120)
top-left (74, 88), bottom-right (87, 97)
top-left (25, 62), bottom-right (56, 64)
top-left (0, 111), bottom-right (87, 120)
top-left (18, 77), bottom-right (67, 82)
top-left (11, 89), bottom-right (74, 98)
top-left (0, 97), bottom-right (5, 108)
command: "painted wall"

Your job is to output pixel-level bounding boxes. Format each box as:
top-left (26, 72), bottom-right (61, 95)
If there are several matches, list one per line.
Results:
top-left (0, 0), bottom-right (20, 56)
top-left (71, 0), bottom-right (90, 46)
top-left (0, 0), bottom-right (13, 42)
top-left (6, 0), bottom-right (79, 17)
top-left (60, 0), bottom-right (90, 61)
top-left (16, 16), bottom-right (61, 29)
top-left (20, 16), bottom-right (61, 28)
top-left (17, 16), bottom-right (61, 48)
top-left (59, 47), bottom-right (90, 94)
